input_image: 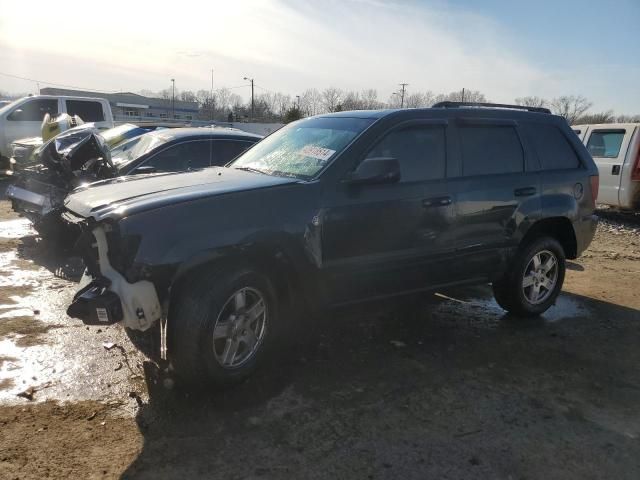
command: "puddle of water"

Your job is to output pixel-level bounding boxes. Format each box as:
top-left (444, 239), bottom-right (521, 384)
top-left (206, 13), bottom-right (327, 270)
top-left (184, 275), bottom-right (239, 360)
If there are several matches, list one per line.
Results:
top-left (433, 286), bottom-right (589, 329)
top-left (0, 218), bottom-right (34, 239)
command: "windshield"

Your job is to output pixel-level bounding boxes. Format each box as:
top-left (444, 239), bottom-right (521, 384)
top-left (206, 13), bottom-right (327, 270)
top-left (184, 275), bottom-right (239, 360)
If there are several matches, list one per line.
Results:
top-left (112, 131), bottom-right (169, 166)
top-left (229, 117), bottom-right (374, 179)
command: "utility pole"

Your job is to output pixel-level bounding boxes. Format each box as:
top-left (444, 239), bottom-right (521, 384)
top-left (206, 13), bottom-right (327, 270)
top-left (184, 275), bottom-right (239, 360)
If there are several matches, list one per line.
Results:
top-left (243, 76), bottom-right (254, 121)
top-left (171, 78), bottom-right (175, 119)
top-left (399, 83), bottom-right (408, 108)
top-left (461, 87), bottom-right (465, 102)
top-left (296, 95), bottom-right (301, 110)
top-left (210, 69), bottom-right (214, 121)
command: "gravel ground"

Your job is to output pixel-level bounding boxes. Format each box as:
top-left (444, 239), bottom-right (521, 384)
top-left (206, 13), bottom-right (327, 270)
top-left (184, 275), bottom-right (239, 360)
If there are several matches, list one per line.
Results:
top-left (1, 185), bottom-right (639, 479)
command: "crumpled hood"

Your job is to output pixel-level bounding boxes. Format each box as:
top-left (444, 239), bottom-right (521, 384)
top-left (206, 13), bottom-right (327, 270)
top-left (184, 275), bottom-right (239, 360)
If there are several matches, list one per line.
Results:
top-left (64, 167), bottom-right (299, 221)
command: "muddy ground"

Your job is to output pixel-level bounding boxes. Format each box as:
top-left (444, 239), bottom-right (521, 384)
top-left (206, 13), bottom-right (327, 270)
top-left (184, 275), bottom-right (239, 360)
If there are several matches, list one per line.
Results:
top-left (0, 181), bottom-right (639, 480)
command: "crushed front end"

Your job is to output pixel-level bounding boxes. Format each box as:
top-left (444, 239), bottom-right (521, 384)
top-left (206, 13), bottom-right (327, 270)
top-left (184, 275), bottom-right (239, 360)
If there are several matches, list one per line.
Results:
top-left (65, 213), bottom-right (162, 331)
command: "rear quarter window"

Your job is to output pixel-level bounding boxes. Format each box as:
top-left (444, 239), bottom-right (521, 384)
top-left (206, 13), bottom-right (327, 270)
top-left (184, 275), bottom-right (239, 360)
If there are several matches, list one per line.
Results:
top-left (459, 125), bottom-right (524, 176)
top-left (524, 123), bottom-right (581, 170)
top-left (65, 100), bottom-right (105, 122)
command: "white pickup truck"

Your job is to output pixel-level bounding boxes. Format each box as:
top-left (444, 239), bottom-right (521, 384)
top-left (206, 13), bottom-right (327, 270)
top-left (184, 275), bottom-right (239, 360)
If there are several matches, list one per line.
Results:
top-left (0, 95), bottom-right (114, 160)
top-left (573, 123), bottom-right (640, 210)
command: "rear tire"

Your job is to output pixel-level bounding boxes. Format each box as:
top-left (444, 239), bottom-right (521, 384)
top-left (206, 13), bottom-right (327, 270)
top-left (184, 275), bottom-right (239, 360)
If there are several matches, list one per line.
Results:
top-left (167, 265), bottom-right (278, 385)
top-left (492, 236), bottom-right (566, 317)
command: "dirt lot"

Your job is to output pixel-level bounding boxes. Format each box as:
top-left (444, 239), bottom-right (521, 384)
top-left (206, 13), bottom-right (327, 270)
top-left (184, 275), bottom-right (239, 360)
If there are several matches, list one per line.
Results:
top-left (1, 183), bottom-right (639, 479)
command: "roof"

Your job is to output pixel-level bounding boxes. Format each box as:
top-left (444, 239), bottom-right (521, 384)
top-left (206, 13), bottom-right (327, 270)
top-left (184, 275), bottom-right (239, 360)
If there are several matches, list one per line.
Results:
top-left (151, 127), bottom-right (263, 141)
top-left (318, 106), bottom-right (558, 121)
top-left (573, 123), bottom-right (640, 129)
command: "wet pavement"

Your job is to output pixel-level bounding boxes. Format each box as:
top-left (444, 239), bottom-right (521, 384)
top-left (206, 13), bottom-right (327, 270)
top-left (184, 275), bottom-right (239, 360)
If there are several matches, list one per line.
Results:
top-left (1, 183), bottom-right (640, 478)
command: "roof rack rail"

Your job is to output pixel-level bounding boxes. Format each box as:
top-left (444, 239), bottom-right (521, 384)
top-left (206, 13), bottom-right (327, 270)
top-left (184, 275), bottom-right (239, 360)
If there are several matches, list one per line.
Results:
top-left (431, 101), bottom-right (551, 114)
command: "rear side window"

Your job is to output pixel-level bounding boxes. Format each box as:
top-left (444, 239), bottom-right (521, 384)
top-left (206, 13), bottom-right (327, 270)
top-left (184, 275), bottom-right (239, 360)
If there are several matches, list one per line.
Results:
top-left (525, 123), bottom-right (581, 170)
top-left (459, 125), bottom-right (523, 176)
top-left (213, 140), bottom-right (255, 165)
top-left (7, 99), bottom-right (58, 121)
top-left (65, 100), bottom-right (105, 122)
top-left (366, 125), bottom-right (446, 181)
top-left (586, 130), bottom-right (625, 158)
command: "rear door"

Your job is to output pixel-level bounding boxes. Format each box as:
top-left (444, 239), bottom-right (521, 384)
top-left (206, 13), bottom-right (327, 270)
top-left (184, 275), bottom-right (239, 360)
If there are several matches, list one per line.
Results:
top-left (585, 128), bottom-right (629, 206)
top-left (447, 118), bottom-right (540, 279)
top-left (320, 120), bottom-right (456, 303)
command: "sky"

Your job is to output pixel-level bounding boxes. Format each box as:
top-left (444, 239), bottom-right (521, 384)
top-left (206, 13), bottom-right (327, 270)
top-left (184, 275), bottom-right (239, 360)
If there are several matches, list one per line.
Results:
top-left (0, 0), bottom-right (638, 113)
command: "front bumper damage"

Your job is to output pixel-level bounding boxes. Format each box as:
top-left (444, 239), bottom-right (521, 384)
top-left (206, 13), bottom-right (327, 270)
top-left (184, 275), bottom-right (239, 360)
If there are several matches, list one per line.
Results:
top-left (66, 224), bottom-right (162, 331)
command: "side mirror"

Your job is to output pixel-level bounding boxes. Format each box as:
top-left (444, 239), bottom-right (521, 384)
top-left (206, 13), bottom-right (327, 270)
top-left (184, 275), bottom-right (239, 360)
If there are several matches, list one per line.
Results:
top-left (345, 157), bottom-right (401, 185)
top-left (134, 165), bottom-right (157, 175)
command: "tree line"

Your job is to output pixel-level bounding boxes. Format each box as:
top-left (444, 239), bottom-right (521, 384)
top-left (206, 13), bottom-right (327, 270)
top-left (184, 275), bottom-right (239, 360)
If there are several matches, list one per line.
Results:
top-left (2, 87), bottom-right (639, 125)
top-left (150, 86), bottom-right (639, 125)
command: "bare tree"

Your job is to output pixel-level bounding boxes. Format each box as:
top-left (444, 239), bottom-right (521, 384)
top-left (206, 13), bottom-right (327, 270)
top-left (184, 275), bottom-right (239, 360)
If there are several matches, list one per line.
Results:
top-left (575, 111), bottom-right (615, 124)
top-left (299, 88), bottom-right (322, 116)
top-left (179, 90), bottom-right (197, 103)
top-left (322, 87), bottom-right (343, 113)
top-left (515, 96), bottom-right (547, 108)
top-left (404, 91), bottom-right (435, 108)
top-left (550, 95), bottom-right (592, 124)
top-left (341, 91), bottom-right (362, 110)
top-left (616, 114), bottom-right (640, 123)
top-left (360, 89), bottom-right (382, 110)
top-left (434, 89), bottom-right (487, 103)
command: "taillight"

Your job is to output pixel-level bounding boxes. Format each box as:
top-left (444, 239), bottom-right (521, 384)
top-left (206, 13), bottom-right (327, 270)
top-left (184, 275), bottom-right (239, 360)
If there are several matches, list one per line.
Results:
top-left (590, 175), bottom-right (599, 204)
top-left (632, 147), bottom-right (640, 181)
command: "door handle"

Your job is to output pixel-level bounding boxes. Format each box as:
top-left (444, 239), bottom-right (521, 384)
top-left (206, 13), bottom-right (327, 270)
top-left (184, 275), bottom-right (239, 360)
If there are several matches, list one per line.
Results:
top-left (514, 187), bottom-right (536, 197)
top-left (611, 165), bottom-right (620, 175)
top-left (423, 196), bottom-right (452, 208)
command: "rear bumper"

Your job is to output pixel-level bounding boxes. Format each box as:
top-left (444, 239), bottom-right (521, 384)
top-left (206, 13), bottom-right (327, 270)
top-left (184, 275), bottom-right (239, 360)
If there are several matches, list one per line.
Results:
top-left (574, 214), bottom-right (598, 258)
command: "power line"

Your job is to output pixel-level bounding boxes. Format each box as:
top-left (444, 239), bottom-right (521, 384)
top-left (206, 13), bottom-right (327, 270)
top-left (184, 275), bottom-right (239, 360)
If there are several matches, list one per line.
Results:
top-left (0, 71), bottom-right (119, 93)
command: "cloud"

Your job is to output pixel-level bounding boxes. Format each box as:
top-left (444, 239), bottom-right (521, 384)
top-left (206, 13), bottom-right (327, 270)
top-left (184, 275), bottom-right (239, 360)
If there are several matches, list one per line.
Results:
top-left (0, 0), bottom-right (635, 111)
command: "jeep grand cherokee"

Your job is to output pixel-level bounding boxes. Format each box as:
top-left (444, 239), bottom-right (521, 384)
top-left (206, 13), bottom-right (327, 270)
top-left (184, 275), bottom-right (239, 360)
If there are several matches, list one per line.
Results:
top-left (64, 102), bottom-right (599, 384)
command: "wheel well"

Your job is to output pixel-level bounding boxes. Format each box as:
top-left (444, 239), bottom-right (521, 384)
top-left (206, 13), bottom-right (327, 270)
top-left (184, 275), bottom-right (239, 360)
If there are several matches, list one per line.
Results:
top-left (522, 217), bottom-right (577, 259)
top-left (168, 250), bottom-right (295, 312)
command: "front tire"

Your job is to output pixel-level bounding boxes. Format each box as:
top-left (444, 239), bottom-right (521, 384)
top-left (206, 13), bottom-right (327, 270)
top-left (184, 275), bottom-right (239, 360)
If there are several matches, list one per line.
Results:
top-left (493, 236), bottom-right (566, 317)
top-left (167, 266), bottom-right (277, 385)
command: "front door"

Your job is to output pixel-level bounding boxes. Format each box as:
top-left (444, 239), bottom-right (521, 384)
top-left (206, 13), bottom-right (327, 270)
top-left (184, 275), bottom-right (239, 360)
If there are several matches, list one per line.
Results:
top-left (320, 121), bottom-right (456, 304)
top-left (4, 98), bottom-right (59, 148)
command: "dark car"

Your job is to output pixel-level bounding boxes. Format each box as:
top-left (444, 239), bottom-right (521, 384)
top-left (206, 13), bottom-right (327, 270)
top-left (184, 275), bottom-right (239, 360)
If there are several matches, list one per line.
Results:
top-left (64, 102), bottom-right (598, 385)
top-left (6, 126), bottom-right (262, 234)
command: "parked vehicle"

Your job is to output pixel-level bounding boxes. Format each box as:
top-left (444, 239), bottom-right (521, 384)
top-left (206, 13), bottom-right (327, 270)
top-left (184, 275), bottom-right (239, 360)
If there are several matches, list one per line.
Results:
top-left (0, 95), bottom-right (114, 160)
top-left (64, 102), bottom-right (598, 385)
top-left (572, 123), bottom-right (640, 210)
top-left (7, 126), bottom-right (261, 235)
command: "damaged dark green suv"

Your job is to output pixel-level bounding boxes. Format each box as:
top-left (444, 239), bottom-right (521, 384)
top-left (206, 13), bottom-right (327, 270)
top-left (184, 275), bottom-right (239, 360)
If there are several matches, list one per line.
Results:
top-left (64, 102), bottom-right (599, 384)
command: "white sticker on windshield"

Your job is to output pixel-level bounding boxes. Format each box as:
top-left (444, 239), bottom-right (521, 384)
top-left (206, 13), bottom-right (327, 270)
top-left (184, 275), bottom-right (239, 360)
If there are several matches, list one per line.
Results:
top-left (298, 145), bottom-right (336, 162)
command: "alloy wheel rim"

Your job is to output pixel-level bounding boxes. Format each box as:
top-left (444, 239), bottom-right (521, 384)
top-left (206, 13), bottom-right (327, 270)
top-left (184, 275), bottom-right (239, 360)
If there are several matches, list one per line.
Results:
top-left (212, 287), bottom-right (267, 368)
top-left (522, 249), bottom-right (558, 305)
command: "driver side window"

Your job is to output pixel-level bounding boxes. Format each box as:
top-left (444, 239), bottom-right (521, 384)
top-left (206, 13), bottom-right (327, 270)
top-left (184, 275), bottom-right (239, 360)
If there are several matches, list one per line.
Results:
top-left (365, 125), bottom-right (446, 182)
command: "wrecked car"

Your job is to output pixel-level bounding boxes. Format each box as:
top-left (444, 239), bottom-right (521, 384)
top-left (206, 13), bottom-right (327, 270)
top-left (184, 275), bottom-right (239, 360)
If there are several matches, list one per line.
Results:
top-left (64, 103), bottom-right (598, 386)
top-left (6, 126), bottom-right (261, 235)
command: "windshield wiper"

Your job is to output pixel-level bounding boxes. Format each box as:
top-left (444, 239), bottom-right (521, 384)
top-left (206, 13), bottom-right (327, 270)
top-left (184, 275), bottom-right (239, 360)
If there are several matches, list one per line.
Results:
top-left (234, 166), bottom-right (268, 175)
